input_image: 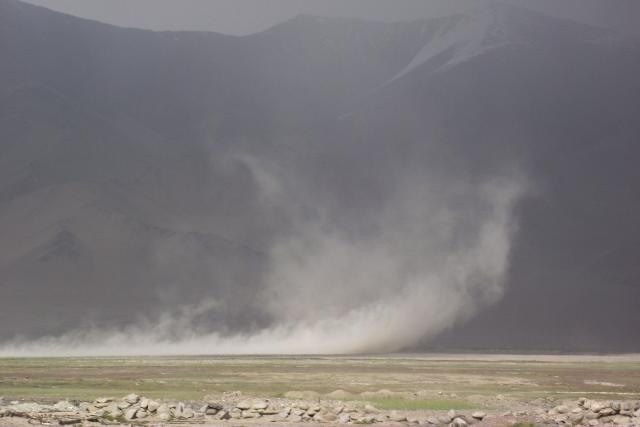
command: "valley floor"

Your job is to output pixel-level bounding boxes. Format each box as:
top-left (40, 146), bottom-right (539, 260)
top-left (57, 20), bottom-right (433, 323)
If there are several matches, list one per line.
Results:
top-left (0, 354), bottom-right (638, 426)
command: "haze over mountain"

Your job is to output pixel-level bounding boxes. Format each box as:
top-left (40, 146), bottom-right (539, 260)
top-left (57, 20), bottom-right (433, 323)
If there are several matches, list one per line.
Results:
top-left (1, 0), bottom-right (639, 354)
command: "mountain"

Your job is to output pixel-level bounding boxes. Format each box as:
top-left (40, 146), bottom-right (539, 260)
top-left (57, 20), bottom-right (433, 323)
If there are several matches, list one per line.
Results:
top-left (1, 0), bottom-right (639, 351)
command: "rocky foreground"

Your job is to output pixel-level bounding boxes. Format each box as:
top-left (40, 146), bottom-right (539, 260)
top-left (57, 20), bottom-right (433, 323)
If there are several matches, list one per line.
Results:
top-left (0, 394), bottom-right (639, 426)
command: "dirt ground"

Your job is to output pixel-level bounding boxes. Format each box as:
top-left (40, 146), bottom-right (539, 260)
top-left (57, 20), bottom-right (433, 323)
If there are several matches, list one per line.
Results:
top-left (0, 354), bottom-right (639, 426)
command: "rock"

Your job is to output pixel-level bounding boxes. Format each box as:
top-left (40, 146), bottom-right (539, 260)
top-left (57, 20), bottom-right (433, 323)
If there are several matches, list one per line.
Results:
top-left (136, 409), bottom-right (147, 418)
top-left (53, 401), bottom-right (76, 412)
top-left (294, 401), bottom-right (310, 411)
top-left (450, 417), bottom-right (468, 427)
top-left (236, 400), bottom-right (252, 410)
top-left (157, 404), bottom-right (170, 415)
top-left (426, 416), bottom-right (440, 425)
top-left (106, 404), bottom-right (122, 417)
top-left (216, 410), bottom-right (231, 420)
top-left (389, 411), bottom-right (407, 422)
top-left (158, 412), bottom-right (171, 421)
top-left (147, 400), bottom-right (160, 412)
top-left (124, 407), bottom-right (138, 420)
top-left (555, 405), bottom-right (570, 414)
top-left (317, 412), bottom-right (338, 422)
top-left (241, 410), bottom-right (260, 419)
top-left (569, 413), bottom-right (584, 425)
top-left (588, 420), bottom-right (599, 426)
top-left (252, 400), bottom-right (268, 410)
top-left (447, 409), bottom-right (458, 419)
top-left (471, 411), bottom-right (486, 420)
top-left (590, 402), bottom-right (606, 412)
top-left (12, 402), bottom-right (43, 413)
top-left (287, 414), bottom-right (303, 422)
top-left (58, 418), bottom-right (82, 425)
top-left (614, 415), bottom-right (631, 425)
top-left (117, 401), bottom-right (130, 409)
top-left (207, 402), bottom-right (224, 410)
top-left (139, 398), bottom-right (149, 409)
top-left (338, 413), bottom-right (351, 423)
top-left (95, 397), bottom-right (112, 404)
top-left (123, 393), bottom-right (140, 404)
top-left (364, 404), bottom-right (378, 414)
top-left (182, 407), bottom-right (195, 418)
top-left (584, 411), bottom-right (599, 420)
top-left (601, 407), bottom-right (616, 416)
top-left (439, 415), bottom-right (453, 424)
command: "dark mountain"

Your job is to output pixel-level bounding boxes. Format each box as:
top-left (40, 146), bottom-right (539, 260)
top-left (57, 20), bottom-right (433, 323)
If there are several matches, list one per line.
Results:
top-left (1, 0), bottom-right (639, 351)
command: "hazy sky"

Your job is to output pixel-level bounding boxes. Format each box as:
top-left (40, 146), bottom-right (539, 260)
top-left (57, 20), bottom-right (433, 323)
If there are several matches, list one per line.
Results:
top-left (20, 0), bottom-right (640, 36)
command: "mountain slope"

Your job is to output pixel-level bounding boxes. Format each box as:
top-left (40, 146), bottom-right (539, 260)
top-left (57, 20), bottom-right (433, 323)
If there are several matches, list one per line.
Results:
top-left (1, 0), bottom-right (640, 350)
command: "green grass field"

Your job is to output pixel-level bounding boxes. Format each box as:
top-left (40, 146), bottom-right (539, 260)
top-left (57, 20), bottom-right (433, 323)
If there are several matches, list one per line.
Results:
top-left (0, 354), bottom-right (638, 407)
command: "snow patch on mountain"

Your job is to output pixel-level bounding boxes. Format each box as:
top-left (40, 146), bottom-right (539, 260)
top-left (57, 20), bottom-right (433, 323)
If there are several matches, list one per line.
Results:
top-left (391, 5), bottom-right (525, 81)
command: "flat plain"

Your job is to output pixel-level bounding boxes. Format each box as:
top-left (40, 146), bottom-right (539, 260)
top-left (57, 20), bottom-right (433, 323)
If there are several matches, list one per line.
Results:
top-left (1, 353), bottom-right (639, 408)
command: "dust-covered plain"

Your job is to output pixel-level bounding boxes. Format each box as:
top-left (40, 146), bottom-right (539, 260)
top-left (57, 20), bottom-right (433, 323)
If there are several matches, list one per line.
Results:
top-left (0, 354), bottom-right (639, 426)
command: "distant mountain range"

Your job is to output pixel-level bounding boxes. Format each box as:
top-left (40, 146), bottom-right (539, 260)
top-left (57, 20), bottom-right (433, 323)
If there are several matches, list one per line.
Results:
top-left (1, 0), bottom-right (639, 351)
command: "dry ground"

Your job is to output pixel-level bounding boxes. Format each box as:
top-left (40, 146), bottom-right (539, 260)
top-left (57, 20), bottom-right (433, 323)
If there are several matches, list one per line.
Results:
top-left (1, 353), bottom-right (639, 408)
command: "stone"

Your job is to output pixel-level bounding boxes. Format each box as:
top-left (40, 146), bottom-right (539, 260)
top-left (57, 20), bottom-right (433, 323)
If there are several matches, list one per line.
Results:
top-left (471, 411), bottom-right (486, 420)
top-left (216, 410), bottom-right (231, 420)
top-left (95, 397), bottom-right (112, 404)
top-left (450, 417), bottom-right (468, 427)
top-left (12, 403), bottom-right (43, 413)
top-left (139, 398), bottom-right (149, 409)
top-left (252, 400), bottom-right (268, 410)
top-left (601, 407), bottom-right (616, 416)
top-left (294, 401), bottom-right (310, 411)
top-left (207, 402), bottom-right (224, 410)
top-left (317, 412), bottom-right (338, 422)
top-left (124, 407), bottom-right (138, 420)
top-left (569, 413), bottom-right (584, 425)
top-left (123, 393), bottom-right (140, 404)
top-left (590, 402), bottom-right (606, 412)
top-left (158, 412), bottom-right (171, 421)
top-left (136, 409), bottom-right (147, 419)
top-left (588, 420), bottom-right (599, 426)
top-left (389, 411), bottom-right (407, 422)
top-left (426, 416), bottom-right (440, 425)
top-left (147, 400), bottom-right (160, 412)
top-left (53, 401), bottom-right (76, 412)
top-left (363, 404), bottom-right (378, 414)
top-left (106, 404), bottom-right (122, 417)
top-left (584, 411), bottom-right (599, 420)
top-left (555, 405), bottom-right (570, 414)
top-left (244, 410), bottom-right (262, 419)
top-left (236, 400), bottom-right (252, 410)
top-left (439, 415), bottom-right (453, 424)
top-left (117, 401), bottom-right (130, 409)
top-left (157, 404), bottom-right (170, 415)
top-left (338, 413), bottom-right (351, 423)
top-left (614, 415), bottom-right (631, 425)
top-left (182, 407), bottom-right (195, 418)
top-left (287, 414), bottom-right (303, 422)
